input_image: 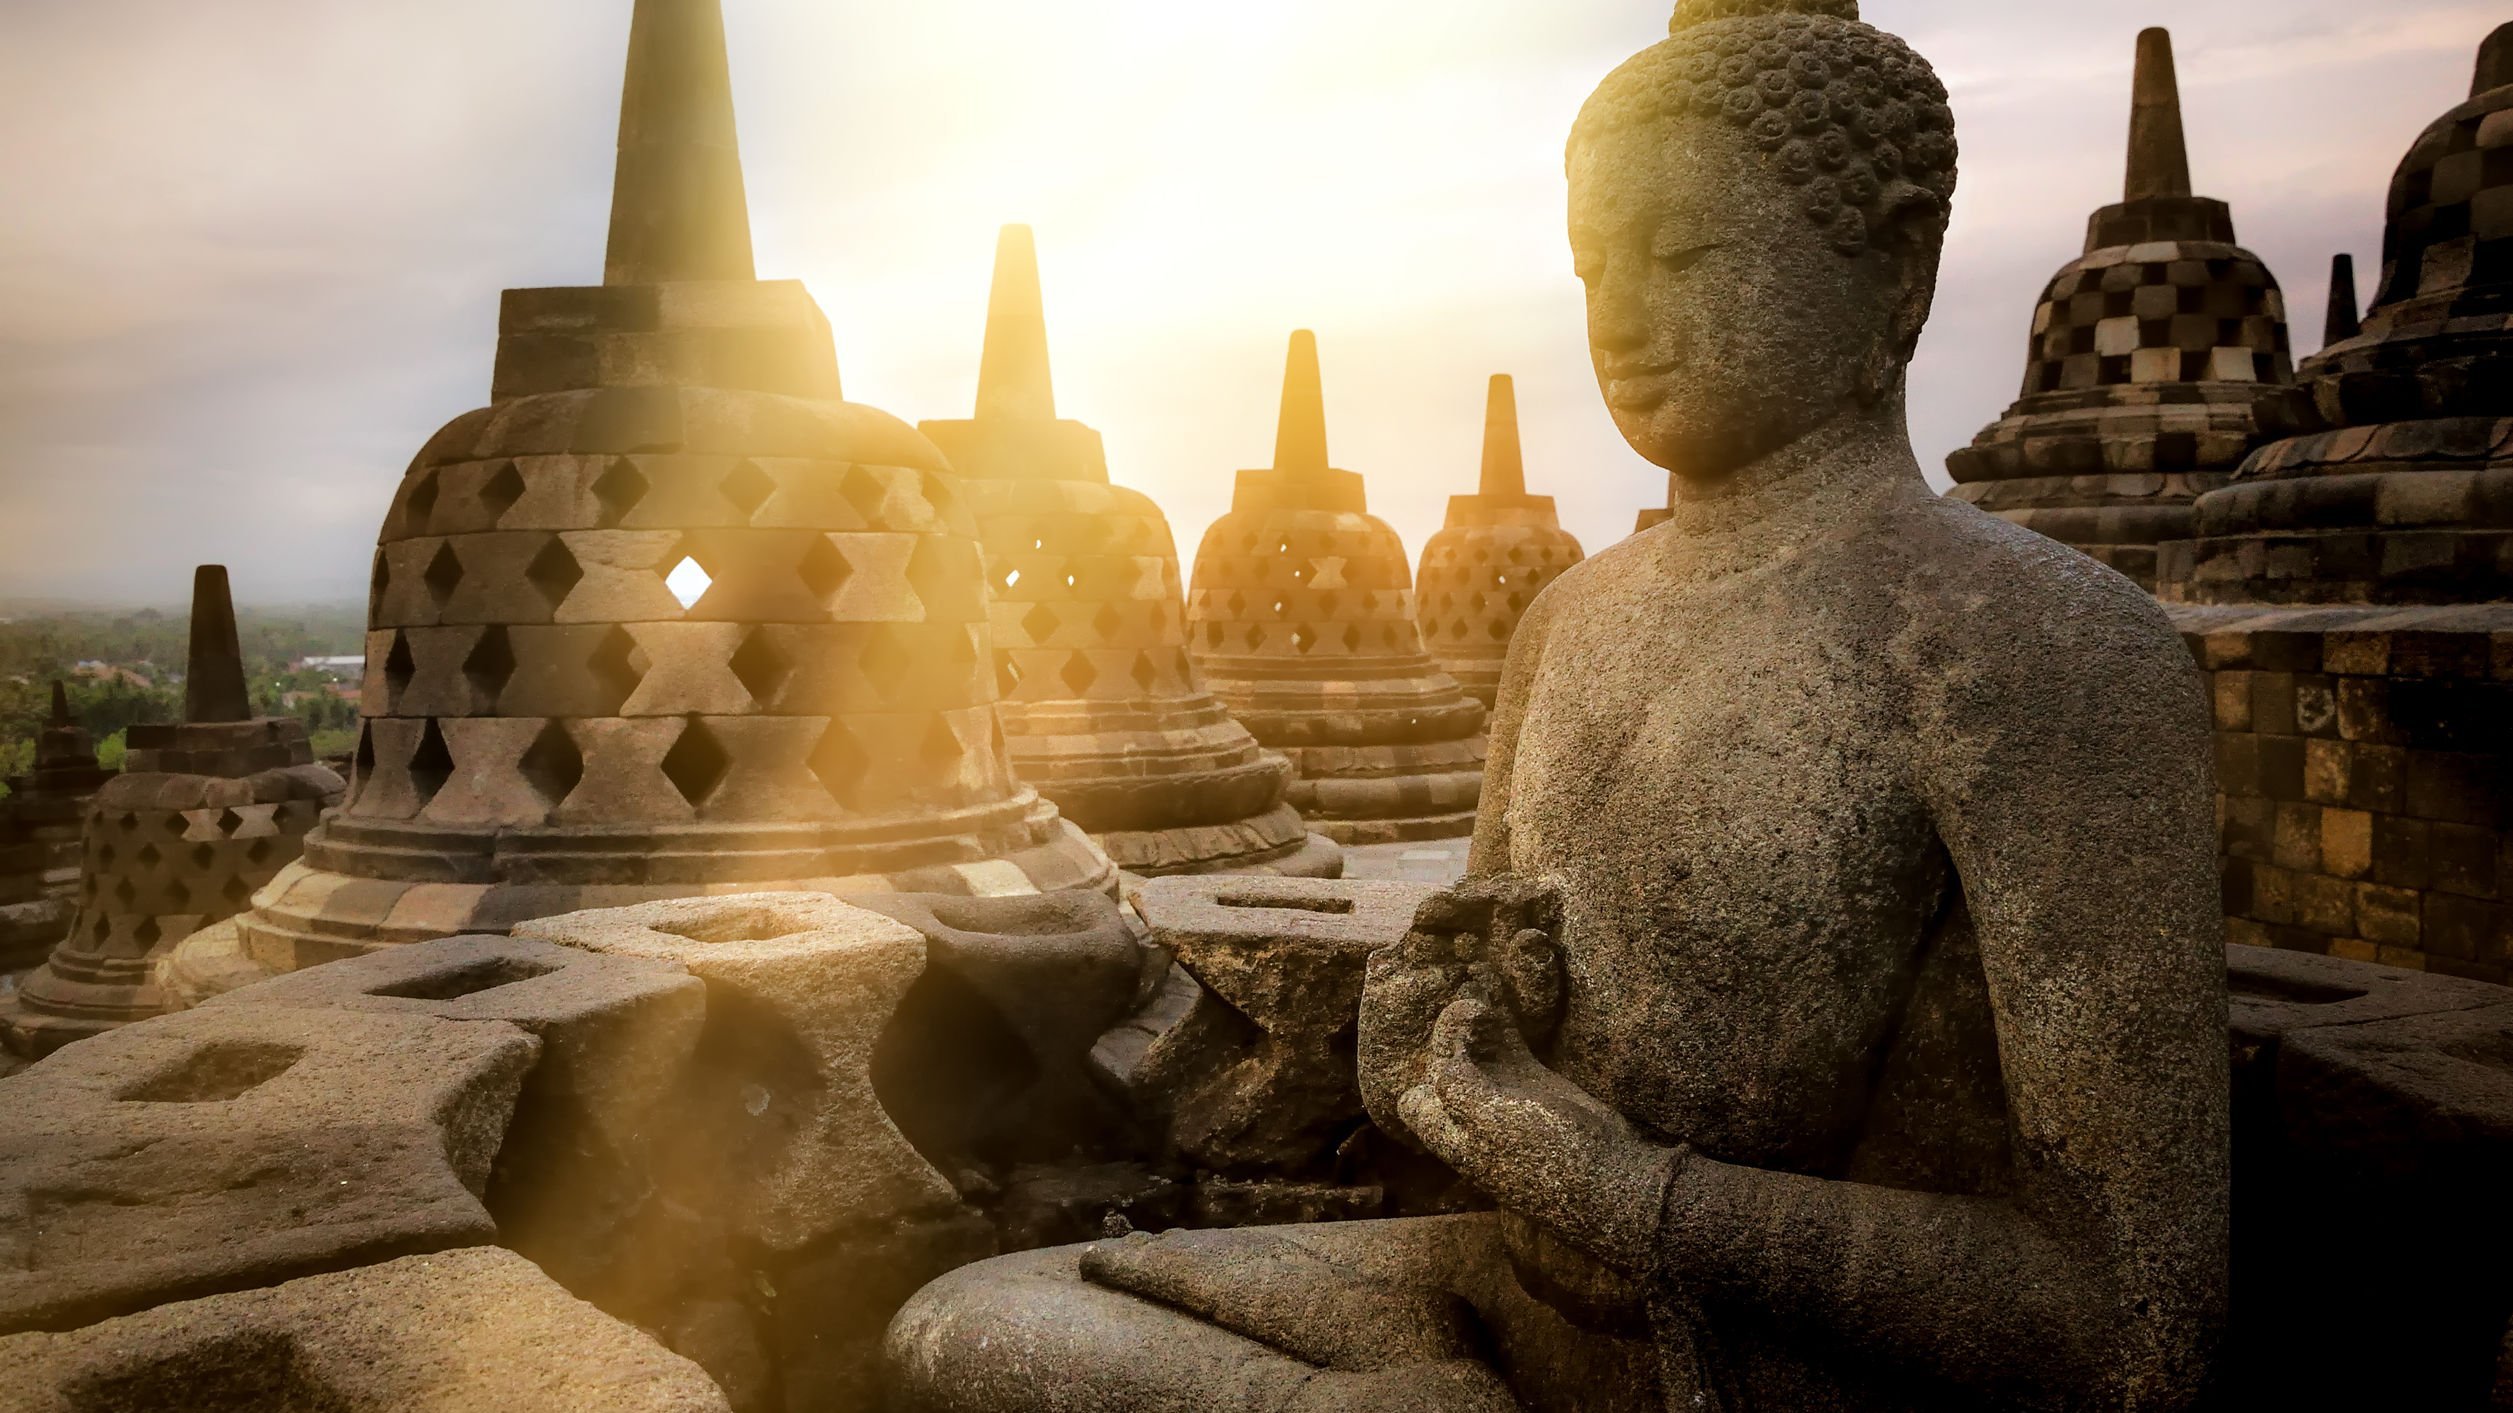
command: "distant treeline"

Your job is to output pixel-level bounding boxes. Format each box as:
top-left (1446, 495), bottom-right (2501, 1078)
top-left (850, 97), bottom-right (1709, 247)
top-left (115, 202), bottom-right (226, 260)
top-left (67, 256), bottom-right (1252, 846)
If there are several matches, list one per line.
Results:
top-left (0, 604), bottom-right (367, 793)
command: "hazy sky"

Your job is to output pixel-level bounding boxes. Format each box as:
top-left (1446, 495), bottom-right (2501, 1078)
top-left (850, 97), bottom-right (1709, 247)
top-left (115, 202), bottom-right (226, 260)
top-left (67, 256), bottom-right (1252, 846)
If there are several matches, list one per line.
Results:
top-left (0, 0), bottom-right (2502, 606)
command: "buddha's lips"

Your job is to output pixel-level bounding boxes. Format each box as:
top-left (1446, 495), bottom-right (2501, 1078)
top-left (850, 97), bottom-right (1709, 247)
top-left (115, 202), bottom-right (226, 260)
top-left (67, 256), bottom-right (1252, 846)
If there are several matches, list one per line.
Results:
top-left (1604, 366), bottom-right (1676, 410)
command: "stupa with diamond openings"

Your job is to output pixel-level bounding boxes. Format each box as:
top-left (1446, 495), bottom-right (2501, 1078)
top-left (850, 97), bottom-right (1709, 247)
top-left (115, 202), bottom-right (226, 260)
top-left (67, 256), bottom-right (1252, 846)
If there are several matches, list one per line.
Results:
top-left (177, 0), bottom-right (1111, 992)
top-left (1413, 375), bottom-right (1585, 707)
top-left (920, 228), bottom-right (1341, 877)
top-left (3, 569), bottom-right (343, 1055)
top-left (1184, 332), bottom-right (1486, 844)
top-left (1947, 28), bottom-right (2295, 590)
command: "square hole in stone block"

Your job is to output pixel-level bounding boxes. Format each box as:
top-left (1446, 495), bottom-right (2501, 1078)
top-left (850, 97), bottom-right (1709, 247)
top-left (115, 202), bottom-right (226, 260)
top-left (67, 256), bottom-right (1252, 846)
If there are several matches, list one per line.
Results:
top-left (368, 955), bottom-right (561, 1002)
top-left (117, 1041), bottom-right (303, 1103)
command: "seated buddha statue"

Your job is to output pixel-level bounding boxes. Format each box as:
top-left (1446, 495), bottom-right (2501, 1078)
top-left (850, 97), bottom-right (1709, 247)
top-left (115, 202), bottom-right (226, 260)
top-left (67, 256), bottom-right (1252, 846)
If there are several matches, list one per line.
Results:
top-left (887, 2), bottom-right (2230, 1409)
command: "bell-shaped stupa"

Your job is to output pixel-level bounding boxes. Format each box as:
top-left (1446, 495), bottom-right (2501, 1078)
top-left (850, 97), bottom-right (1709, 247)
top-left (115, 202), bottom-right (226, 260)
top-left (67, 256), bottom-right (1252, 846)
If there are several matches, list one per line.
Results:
top-left (1184, 332), bottom-right (1486, 844)
top-left (1949, 29), bottom-right (2296, 589)
top-left (192, 0), bottom-right (1111, 986)
top-left (2161, 22), bottom-right (2513, 603)
top-left (1413, 376), bottom-right (1585, 707)
top-left (0, 682), bottom-right (114, 971)
top-left (920, 229), bottom-right (1341, 878)
top-left (3, 569), bottom-right (343, 1055)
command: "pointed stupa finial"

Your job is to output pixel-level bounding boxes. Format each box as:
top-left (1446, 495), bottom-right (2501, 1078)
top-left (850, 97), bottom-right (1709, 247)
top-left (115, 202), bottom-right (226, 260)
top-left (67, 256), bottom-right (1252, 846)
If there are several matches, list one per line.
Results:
top-left (2125, 28), bottom-right (2193, 203)
top-left (1274, 331), bottom-right (1331, 476)
top-left (1479, 376), bottom-right (1527, 499)
top-left (2476, 22), bottom-right (2513, 98)
top-left (2325, 254), bottom-right (2363, 348)
top-left (975, 225), bottom-right (1057, 422)
top-left (48, 680), bottom-right (69, 729)
top-left (604, 0), bottom-right (757, 286)
top-left (184, 566), bottom-right (251, 726)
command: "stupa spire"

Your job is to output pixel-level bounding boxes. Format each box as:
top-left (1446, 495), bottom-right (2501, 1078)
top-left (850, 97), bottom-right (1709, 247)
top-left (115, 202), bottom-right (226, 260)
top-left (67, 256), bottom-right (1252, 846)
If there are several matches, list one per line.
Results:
top-left (183, 566), bottom-right (250, 726)
top-left (2124, 28), bottom-right (2193, 202)
top-left (1478, 376), bottom-right (1527, 499)
top-left (2476, 21), bottom-right (2513, 98)
top-left (1273, 331), bottom-right (1331, 476)
top-left (974, 225), bottom-right (1057, 422)
top-left (2325, 254), bottom-right (2363, 347)
top-left (604, 0), bottom-right (757, 286)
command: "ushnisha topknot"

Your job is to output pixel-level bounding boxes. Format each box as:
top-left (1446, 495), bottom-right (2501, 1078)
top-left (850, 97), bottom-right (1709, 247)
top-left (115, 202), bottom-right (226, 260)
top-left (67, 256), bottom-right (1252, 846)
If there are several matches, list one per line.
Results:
top-left (1573, 0), bottom-right (1957, 257)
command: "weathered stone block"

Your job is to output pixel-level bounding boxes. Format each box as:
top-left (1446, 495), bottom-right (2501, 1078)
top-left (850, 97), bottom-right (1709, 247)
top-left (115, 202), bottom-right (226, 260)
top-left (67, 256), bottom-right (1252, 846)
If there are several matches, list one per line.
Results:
top-left (0, 1248), bottom-right (729, 1413)
top-left (0, 1003), bottom-right (535, 1334)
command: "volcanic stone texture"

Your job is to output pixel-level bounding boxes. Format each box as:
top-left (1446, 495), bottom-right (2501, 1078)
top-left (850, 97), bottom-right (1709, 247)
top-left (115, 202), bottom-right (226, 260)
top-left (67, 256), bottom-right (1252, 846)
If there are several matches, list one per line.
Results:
top-left (0, 1248), bottom-right (731, 1413)
top-left (1186, 333), bottom-right (1486, 845)
top-left (217, 1), bottom-right (1110, 982)
top-left (1950, 29), bottom-right (2295, 590)
top-left (0, 687), bottom-right (111, 971)
top-left (921, 228), bottom-right (1340, 879)
top-left (1414, 377), bottom-right (1585, 707)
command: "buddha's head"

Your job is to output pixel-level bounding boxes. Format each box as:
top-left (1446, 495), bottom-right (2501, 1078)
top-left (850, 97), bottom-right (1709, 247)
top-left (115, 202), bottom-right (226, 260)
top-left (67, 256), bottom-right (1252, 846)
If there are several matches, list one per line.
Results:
top-left (1570, 0), bottom-right (1957, 483)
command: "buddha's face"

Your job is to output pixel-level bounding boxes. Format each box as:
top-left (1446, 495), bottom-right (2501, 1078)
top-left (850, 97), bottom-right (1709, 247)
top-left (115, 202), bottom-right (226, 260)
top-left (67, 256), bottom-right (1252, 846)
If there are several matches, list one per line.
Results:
top-left (1569, 117), bottom-right (1926, 483)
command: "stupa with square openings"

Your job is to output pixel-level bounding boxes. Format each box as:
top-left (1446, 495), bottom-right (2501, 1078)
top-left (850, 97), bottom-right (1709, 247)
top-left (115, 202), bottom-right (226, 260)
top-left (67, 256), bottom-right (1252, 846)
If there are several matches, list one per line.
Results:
top-left (1948, 29), bottom-right (2295, 589)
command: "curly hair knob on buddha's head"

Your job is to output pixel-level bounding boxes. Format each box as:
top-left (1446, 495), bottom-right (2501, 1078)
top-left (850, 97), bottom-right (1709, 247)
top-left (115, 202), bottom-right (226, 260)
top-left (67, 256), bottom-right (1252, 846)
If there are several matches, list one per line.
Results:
top-left (1573, 0), bottom-right (1958, 257)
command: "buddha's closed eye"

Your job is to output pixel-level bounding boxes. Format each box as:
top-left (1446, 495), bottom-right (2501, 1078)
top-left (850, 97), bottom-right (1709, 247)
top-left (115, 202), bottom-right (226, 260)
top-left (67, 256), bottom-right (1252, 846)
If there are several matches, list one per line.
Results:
top-left (1652, 241), bottom-right (1722, 275)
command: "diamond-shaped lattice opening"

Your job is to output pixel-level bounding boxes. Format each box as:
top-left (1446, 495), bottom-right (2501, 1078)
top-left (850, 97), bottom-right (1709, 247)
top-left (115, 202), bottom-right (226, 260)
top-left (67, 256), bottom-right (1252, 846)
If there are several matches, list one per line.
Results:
top-left (190, 842), bottom-right (216, 870)
top-left (113, 877), bottom-right (138, 907)
top-left (1021, 603), bottom-right (1060, 646)
top-left (1342, 625), bottom-right (1364, 651)
top-left (664, 556), bottom-right (714, 611)
top-left (1291, 625), bottom-right (1317, 654)
top-left (518, 721), bottom-right (584, 809)
top-left (1225, 592), bottom-right (1247, 618)
top-left (859, 627), bottom-right (912, 702)
top-left (1092, 604), bottom-right (1123, 639)
top-left (462, 626), bottom-right (516, 708)
top-left (382, 632), bottom-right (416, 706)
top-left (660, 718), bottom-right (731, 807)
top-left (480, 461), bottom-right (526, 522)
top-left (1060, 653), bottom-right (1098, 696)
top-left (800, 538), bottom-right (853, 604)
top-left (222, 875), bottom-right (254, 908)
top-left (409, 719), bottom-right (456, 806)
top-left (729, 629), bottom-right (792, 707)
top-left (403, 471), bottom-right (441, 535)
top-left (1205, 623), bottom-right (1227, 649)
top-left (133, 917), bottom-right (160, 948)
top-left (592, 457), bottom-right (648, 527)
top-left (166, 880), bottom-right (191, 910)
top-left (919, 716), bottom-right (964, 772)
top-left (217, 808), bottom-right (246, 837)
top-left (1000, 565), bottom-right (1023, 592)
top-left (587, 627), bottom-right (647, 715)
top-left (353, 724), bottom-right (376, 789)
top-left (526, 537), bottom-right (584, 612)
top-left (369, 551), bottom-right (390, 620)
top-left (841, 466), bottom-right (889, 524)
top-left (136, 842), bottom-right (162, 869)
top-left (997, 654), bottom-right (1024, 696)
top-left (809, 720), bottom-right (868, 806)
top-left (244, 837), bottom-right (274, 867)
top-left (424, 543), bottom-right (464, 608)
top-left (1131, 652), bottom-right (1159, 692)
top-left (721, 460), bottom-right (776, 521)
top-left (1318, 591), bottom-right (1342, 617)
top-left (165, 813), bottom-right (191, 837)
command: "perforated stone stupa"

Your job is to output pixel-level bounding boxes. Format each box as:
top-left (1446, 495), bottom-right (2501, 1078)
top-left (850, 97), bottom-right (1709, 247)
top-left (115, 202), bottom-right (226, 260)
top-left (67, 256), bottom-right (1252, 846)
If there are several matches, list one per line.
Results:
top-left (1184, 332), bottom-right (1485, 844)
top-left (1949, 28), bottom-right (2296, 589)
top-left (190, 0), bottom-right (1110, 986)
top-left (0, 683), bottom-right (112, 971)
top-left (2154, 23), bottom-right (2513, 983)
top-left (3, 569), bottom-right (342, 1056)
top-left (1414, 376), bottom-right (1585, 707)
top-left (919, 228), bottom-right (1339, 878)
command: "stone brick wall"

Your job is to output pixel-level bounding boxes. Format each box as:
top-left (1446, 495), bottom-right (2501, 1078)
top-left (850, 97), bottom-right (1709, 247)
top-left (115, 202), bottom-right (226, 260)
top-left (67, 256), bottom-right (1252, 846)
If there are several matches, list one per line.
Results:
top-left (2172, 605), bottom-right (2513, 983)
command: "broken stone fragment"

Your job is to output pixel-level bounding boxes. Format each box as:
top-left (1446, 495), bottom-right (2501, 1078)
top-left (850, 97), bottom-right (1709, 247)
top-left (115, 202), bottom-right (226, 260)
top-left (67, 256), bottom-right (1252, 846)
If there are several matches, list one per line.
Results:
top-left (0, 1002), bottom-right (536, 1334)
top-left (1133, 876), bottom-right (1435, 1174)
top-left (515, 892), bottom-right (960, 1251)
top-left (0, 1247), bottom-right (730, 1412)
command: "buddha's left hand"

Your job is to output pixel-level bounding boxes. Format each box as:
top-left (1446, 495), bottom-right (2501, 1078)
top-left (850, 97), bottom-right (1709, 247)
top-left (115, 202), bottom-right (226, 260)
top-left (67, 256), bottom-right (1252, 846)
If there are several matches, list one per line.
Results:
top-left (1399, 996), bottom-right (1682, 1275)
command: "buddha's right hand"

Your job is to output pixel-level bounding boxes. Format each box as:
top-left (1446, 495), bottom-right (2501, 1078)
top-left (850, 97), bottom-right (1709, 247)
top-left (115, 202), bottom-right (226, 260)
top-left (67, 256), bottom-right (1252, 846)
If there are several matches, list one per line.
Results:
top-left (1359, 876), bottom-right (1566, 1150)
